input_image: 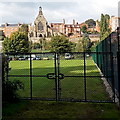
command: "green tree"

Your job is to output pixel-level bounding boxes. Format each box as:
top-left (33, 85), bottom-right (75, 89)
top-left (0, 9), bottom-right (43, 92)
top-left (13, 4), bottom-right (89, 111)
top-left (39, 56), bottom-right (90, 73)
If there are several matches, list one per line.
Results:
top-left (19, 24), bottom-right (28, 34)
top-left (82, 34), bottom-right (91, 52)
top-left (33, 43), bottom-right (41, 49)
top-left (76, 36), bottom-right (93, 52)
top-left (85, 19), bottom-right (96, 27)
top-left (0, 30), bottom-right (5, 41)
top-left (44, 41), bottom-right (51, 50)
top-left (50, 35), bottom-right (74, 52)
top-left (100, 14), bottom-right (111, 41)
top-left (2, 31), bottom-right (31, 53)
top-left (81, 25), bottom-right (87, 33)
top-left (2, 37), bottom-right (11, 53)
top-left (39, 38), bottom-right (46, 50)
top-left (75, 39), bottom-right (83, 52)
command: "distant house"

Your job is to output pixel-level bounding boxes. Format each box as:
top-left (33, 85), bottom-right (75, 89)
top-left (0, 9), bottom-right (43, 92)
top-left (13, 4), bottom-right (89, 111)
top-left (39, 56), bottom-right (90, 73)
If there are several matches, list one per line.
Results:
top-left (88, 34), bottom-right (100, 42)
top-left (110, 16), bottom-right (120, 32)
top-left (50, 20), bottom-right (82, 38)
top-left (0, 23), bottom-right (22, 38)
top-left (0, 30), bottom-right (5, 51)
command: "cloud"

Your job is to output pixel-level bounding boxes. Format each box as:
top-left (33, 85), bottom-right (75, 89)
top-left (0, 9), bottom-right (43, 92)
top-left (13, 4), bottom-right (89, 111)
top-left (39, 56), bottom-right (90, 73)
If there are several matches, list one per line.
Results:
top-left (0, 2), bottom-right (37, 23)
top-left (0, 0), bottom-right (119, 25)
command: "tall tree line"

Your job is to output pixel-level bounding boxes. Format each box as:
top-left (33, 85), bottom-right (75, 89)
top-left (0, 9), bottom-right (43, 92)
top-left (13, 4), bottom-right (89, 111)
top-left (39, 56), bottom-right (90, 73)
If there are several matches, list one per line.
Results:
top-left (100, 14), bottom-right (111, 41)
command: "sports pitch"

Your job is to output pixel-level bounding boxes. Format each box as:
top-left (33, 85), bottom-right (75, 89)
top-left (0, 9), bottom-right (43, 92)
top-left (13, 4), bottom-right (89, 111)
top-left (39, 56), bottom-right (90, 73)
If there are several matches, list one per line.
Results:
top-left (8, 58), bottom-right (110, 101)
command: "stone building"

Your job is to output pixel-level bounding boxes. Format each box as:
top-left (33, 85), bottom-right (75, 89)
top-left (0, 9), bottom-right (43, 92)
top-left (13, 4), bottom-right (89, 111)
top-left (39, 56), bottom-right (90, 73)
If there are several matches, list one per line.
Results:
top-left (28, 7), bottom-right (52, 43)
top-left (110, 16), bottom-right (120, 32)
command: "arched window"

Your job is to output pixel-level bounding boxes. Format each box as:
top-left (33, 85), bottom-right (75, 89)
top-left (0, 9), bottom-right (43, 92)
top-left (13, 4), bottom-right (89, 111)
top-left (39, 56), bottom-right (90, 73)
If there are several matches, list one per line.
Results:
top-left (39, 34), bottom-right (42, 37)
top-left (30, 32), bottom-right (33, 37)
top-left (38, 22), bottom-right (43, 31)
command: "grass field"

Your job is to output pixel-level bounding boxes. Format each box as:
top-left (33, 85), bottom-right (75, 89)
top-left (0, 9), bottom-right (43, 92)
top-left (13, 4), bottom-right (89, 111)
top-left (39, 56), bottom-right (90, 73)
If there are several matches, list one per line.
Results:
top-left (3, 101), bottom-right (120, 119)
top-left (3, 56), bottom-right (120, 119)
top-left (8, 56), bottom-right (110, 101)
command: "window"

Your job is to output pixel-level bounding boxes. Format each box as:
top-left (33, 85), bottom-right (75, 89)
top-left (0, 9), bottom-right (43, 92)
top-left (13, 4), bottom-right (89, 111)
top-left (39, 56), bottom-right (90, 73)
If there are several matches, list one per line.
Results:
top-left (39, 34), bottom-right (42, 37)
top-left (38, 22), bottom-right (43, 31)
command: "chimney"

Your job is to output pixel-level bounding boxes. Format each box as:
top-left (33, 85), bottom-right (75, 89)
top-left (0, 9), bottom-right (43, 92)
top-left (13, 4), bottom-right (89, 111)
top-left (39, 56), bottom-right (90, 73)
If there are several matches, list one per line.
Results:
top-left (5, 23), bottom-right (8, 27)
top-left (73, 19), bottom-right (75, 25)
top-left (63, 19), bottom-right (65, 24)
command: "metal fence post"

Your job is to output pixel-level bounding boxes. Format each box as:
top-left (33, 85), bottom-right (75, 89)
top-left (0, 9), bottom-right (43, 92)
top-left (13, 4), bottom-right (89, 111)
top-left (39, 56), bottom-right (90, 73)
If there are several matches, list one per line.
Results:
top-left (117, 52), bottom-right (120, 106)
top-left (96, 46), bottom-right (99, 66)
top-left (84, 52), bottom-right (87, 101)
top-left (0, 53), bottom-right (2, 120)
top-left (117, 28), bottom-right (120, 106)
top-left (109, 33), bottom-right (112, 52)
top-left (110, 52), bottom-right (115, 102)
top-left (57, 53), bottom-right (61, 100)
top-left (30, 53), bottom-right (33, 100)
top-left (117, 27), bottom-right (120, 51)
top-left (54, 52), bottom-right (58, 101)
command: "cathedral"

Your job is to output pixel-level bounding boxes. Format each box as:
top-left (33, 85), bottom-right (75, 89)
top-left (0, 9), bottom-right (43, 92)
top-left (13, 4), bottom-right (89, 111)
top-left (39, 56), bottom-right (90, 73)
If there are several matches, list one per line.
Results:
top-left (28, 7), bottom-right (53, 43)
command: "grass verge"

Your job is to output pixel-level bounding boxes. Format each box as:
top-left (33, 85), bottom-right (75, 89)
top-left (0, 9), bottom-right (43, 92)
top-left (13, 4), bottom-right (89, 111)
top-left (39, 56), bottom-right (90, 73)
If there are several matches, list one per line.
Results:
top-left (3, 100), bottom-right (120, 119)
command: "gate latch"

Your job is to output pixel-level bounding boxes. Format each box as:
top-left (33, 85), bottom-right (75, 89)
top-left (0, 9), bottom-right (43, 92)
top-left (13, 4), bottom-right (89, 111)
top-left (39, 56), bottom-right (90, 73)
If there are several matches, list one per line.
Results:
top-left (58, 73), bottom-right (64, 79)
top-left (47, 73), bottom-right (55, 79)
top-left (47, 73), bottom-right (64, 79)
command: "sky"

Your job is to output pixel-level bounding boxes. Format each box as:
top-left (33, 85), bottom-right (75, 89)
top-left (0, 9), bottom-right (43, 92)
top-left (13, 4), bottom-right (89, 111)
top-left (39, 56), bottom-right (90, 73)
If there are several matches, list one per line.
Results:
top-left (0, 0), bottom-right (119, 25)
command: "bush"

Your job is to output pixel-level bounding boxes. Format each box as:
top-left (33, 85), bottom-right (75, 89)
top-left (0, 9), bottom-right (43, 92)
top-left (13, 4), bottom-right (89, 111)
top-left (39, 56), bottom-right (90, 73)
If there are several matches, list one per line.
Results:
top-left (2, 55), bottom-right (24, 102)
top-left (33, 43), bottom-right (41, 49)
top-left (2, 80), bottom-right (24, 102)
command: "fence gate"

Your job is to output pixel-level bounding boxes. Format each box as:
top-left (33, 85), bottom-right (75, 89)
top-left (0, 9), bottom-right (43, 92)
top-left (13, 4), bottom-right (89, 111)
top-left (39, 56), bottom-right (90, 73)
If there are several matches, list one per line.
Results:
top-left (7, 52), bottom-right (115, 103)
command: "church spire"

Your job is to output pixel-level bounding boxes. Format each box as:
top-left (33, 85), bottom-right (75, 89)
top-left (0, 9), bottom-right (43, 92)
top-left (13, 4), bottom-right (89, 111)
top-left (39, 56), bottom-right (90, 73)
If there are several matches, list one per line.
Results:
top-left (39, 6), bottom-right (43, 15)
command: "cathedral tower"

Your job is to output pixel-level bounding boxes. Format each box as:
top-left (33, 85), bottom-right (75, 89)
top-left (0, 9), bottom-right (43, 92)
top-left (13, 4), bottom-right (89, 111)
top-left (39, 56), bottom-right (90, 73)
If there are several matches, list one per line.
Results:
top-left (34, 7), bottom-right (48, 38)
top-left (29, 7), bottom-right (50, 43)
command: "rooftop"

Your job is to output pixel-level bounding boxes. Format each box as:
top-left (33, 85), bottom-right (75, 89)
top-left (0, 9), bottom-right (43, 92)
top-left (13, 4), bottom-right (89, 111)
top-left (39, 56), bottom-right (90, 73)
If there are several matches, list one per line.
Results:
top-left (0, 23), bottom-right (22, 27)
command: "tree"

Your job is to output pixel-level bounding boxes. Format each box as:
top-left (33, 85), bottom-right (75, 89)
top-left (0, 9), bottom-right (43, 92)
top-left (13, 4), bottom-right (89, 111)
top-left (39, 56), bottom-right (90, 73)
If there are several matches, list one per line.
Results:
top-left (2, 31), bottom-right (31, 53)
top-left (81, 25), bottom-right (87, 33)
top-left (39, 38), bottom-right (46, 50)
top-left (85, 19), bottom-right (96, 27)
top-left (100, 14), bottom-right (111, 41)
top-left (75, 38), bottom-right (83, 52)
top-left (33, 42), bottom-right (41, 49)
top-left (19, 24), bottom-right (29, 34)
top-left (0, 30), bottom-right (5, 41)
top-left (82, 34), bottom-right (92, 52)
top-left (50, 35), bottom-right (75, 52)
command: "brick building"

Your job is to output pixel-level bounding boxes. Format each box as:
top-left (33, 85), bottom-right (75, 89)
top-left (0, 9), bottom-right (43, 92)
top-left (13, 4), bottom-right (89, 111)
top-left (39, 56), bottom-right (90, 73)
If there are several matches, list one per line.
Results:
top-left (50, 19), bottom-right (84, 38)
top-left (0, 23), bottom-right (22, 38)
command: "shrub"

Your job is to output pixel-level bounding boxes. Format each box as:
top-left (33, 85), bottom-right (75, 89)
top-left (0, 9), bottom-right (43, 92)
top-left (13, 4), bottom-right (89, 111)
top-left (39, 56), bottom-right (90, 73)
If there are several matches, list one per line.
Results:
top-left (2, 55), bottom-right (24, 102)
top-left (2, 80), bottom-right (24, 102)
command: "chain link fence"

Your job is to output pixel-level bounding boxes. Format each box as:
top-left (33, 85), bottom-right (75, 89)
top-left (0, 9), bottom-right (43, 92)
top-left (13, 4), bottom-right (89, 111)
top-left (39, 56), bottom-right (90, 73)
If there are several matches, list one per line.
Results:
top-left (92, 28), bottom-right (120, 100)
